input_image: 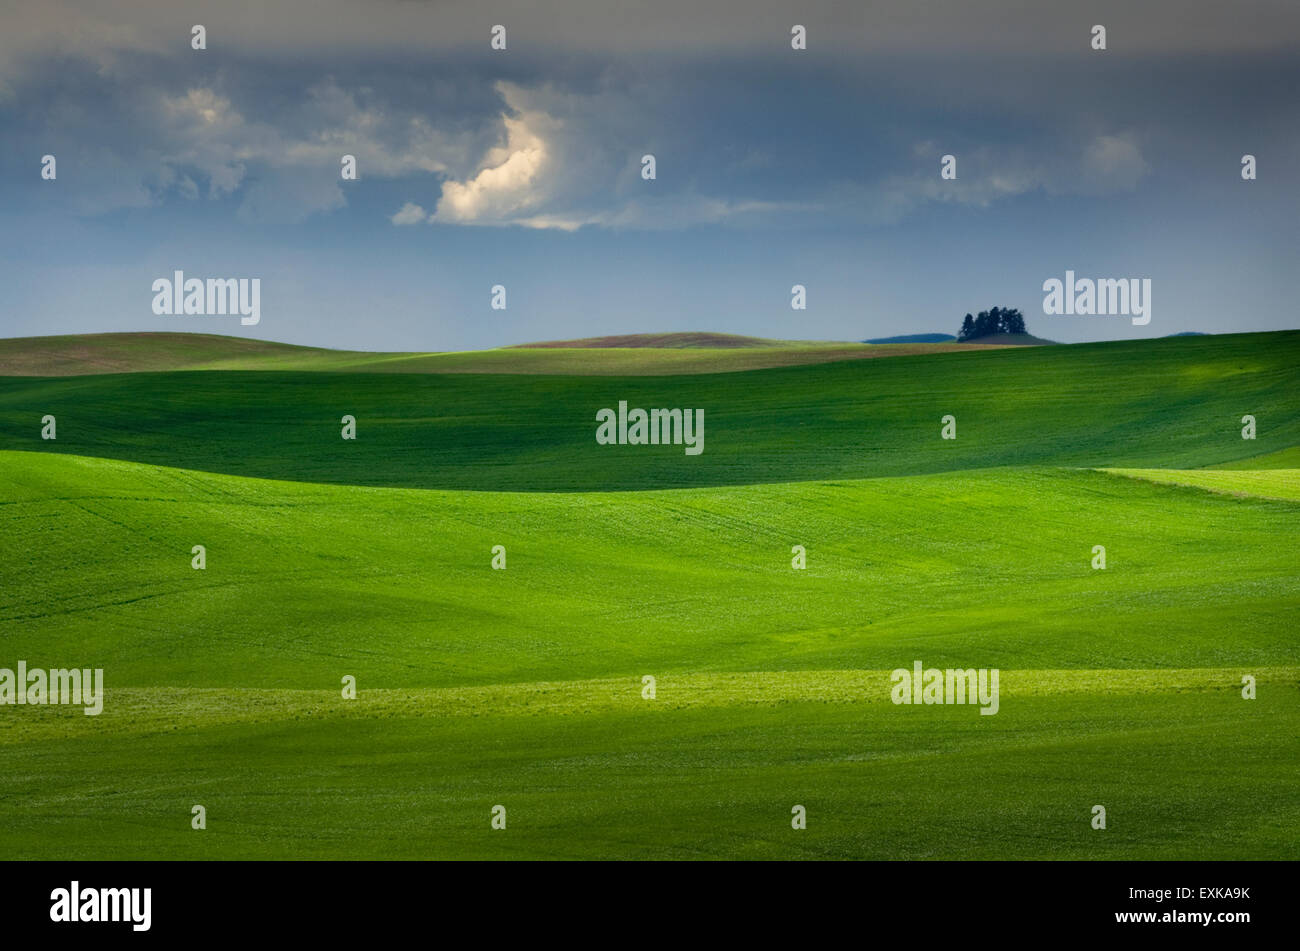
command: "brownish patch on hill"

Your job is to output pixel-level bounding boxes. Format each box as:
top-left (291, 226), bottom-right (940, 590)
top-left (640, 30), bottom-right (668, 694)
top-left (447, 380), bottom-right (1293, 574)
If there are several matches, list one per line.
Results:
top-left (510, 332), bottom-right (786, 349)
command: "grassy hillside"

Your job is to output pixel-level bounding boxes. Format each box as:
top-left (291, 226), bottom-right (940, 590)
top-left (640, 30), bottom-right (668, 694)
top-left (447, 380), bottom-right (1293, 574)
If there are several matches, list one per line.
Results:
top-left (2, 328), bottom-right (1295, 861)
top-left (2, 331), bottom-right (1296, 490)
top-left (1106, 467), bottom-right (1300, 501)
top-left (0, 332), bottom-right (1021, 377)
top-left (1, 452), bottom-right (1296, 859)
top-left (0, 332), bottom-right (337, 375)
top-left (3, 452), bottom-right (1297, 684)
top-left (363, 342), bottom-right (1007, 375)
top-left (2, 680), bottom-right (1292, 859)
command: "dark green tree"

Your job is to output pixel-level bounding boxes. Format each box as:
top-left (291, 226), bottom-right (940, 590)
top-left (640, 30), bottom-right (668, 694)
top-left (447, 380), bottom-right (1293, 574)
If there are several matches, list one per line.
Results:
top-left (959, 307), bottom-right (1028, 340)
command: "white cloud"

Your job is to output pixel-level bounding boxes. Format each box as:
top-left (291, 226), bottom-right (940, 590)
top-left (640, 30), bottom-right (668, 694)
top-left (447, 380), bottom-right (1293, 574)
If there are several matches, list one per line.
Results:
top-left (390, 202), bottom-right (428, 225)
top-left (432, 108), bottom-right (550, 224)
top-left (393, 82), bottom-right (809, 232)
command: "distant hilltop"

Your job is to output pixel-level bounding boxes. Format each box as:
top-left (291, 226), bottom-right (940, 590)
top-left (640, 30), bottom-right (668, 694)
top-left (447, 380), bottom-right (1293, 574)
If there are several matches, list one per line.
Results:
top-left (0, 330), bottom-right (1057, 377)
top-left (513, 330), bottom-right (1054, 349)
top-left (7, 327), bottom-right (1252, 378)
top-left (864, 333), bottom-right (956, 344)
top-left (509, 332), bottom-right (789, 349)
top-left (872, 331), bottom-right (1057, 346)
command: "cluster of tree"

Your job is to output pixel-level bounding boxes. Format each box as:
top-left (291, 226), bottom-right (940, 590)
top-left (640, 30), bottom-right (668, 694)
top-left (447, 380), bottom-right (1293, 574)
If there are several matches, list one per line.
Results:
top-left (958, 307), bottom-right (1027, 340)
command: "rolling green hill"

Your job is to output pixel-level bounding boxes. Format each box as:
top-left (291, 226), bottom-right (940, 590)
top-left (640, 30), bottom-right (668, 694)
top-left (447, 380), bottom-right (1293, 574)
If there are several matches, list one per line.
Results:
top-left (3, 452), bottom-right (1297, 685)
top-left (1, 328), bottom-right (1296, 860)
top-left (1, 331), bottom-right (1295, 490)
top-left (0, 452), bottom-right (1296, 859)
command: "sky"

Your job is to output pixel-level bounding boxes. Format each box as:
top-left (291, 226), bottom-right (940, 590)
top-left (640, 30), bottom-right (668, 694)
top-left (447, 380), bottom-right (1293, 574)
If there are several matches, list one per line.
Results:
top-left (1, 0), bottom-right (1297, 351)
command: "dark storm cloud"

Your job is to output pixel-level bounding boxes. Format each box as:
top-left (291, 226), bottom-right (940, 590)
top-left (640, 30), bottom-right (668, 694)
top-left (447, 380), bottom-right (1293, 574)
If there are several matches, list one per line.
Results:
top-left (4, 0), bottom-right (1298, 65)
top-left (2, 0), bottom-right (1297, 227)
top-left (4, 41), bottom-right (1297, 229)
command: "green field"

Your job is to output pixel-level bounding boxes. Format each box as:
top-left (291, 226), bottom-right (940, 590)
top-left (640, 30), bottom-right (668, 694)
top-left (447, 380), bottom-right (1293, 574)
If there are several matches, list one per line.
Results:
top-left (2, 331), bottom-right (1296, 491)
top-left (0, 331), bottom-right (1297, 859)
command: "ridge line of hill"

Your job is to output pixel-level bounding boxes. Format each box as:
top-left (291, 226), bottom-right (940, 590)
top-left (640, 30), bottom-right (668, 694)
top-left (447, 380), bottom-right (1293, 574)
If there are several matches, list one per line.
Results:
top-left (0, 329), bottom-right (1062, 377)
top-left (3, 331), bottom-right (1295, 492)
